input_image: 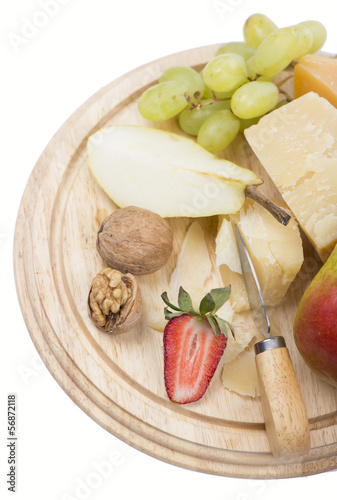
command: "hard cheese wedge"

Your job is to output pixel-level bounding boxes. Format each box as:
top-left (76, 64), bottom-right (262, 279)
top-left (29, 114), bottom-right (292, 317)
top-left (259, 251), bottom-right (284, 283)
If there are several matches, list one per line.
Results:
top-left (216, 198), bottom-right (303, 312)
top-left (169, 221), bottom-right (213, 310)
top-left (245, 92), bottom-right (337, 261)
top-left (294, 54), bottom-right (337, 107)
top-left (147, 221), bottom-right (234, 331)
top-left (222, 347), bottom-right (260, 397)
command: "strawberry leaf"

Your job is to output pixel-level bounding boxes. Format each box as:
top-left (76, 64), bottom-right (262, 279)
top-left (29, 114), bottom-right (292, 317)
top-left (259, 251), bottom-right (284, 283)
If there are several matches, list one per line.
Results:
top-left (213, 317), bottom-right (228, 338)
top-left (214, 315), bottom-right (235, 339)
top-left (199, 293), bottom-right (216, 315)
top-left (209, 286), bottom-right (231, 314)
top-left (161, 291), bottom-right (182, 312)
top-left (164, 307), bottom-right (183, 321)
top-left (177, 287), bottom-right (196, 314)
top-left (206, 315), bottom-right (221, 338)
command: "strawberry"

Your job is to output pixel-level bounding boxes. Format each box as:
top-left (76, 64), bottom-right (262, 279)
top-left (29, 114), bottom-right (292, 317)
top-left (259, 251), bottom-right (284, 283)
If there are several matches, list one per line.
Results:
top-left (161, 286), bottom-right (234, 404)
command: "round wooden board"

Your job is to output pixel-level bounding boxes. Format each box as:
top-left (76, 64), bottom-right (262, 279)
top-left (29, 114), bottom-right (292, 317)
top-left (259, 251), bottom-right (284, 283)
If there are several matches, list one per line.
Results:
top-left (14, 45), bottom-right (337, 479)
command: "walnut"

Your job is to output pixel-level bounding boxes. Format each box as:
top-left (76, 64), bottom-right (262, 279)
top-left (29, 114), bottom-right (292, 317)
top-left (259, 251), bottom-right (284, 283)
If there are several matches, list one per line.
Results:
top-left (96, 206), bottom-right (173, 275)
top-left (88, 267), bottom-right (142, 333)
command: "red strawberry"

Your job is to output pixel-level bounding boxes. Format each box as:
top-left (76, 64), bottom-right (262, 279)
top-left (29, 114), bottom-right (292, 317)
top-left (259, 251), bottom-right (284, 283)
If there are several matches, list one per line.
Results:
top-left (161, 286), bottom-right (234, 404)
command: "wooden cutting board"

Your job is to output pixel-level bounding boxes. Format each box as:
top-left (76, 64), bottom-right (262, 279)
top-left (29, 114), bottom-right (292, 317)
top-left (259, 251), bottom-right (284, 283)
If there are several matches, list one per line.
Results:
top-left (14, 44), bottom-right (337, 479)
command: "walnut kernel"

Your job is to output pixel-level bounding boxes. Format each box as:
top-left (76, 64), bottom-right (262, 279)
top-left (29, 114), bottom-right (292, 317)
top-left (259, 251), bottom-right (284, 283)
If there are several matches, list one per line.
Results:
top-left (88, 267), bottom-right (142, 333)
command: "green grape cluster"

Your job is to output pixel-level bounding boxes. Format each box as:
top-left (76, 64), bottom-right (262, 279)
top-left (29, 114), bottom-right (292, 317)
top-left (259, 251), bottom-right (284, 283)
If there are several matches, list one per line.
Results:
top-left (138, 14), bottom-right (327, 154)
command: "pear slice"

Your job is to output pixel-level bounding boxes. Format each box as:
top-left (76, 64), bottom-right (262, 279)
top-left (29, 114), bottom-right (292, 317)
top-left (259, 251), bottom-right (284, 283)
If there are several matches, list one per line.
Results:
top-left (87, 125), bottom-right (263, 218)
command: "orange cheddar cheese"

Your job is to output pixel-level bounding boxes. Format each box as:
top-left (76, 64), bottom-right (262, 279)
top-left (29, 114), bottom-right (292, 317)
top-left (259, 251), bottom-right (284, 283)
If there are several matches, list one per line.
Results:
top-left (294, 54), bottom-right (337, 107)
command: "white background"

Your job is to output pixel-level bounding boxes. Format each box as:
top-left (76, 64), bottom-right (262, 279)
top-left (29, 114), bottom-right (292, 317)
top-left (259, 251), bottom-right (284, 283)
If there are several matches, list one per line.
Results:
top-left (1, 1), bottom-right (337, 498)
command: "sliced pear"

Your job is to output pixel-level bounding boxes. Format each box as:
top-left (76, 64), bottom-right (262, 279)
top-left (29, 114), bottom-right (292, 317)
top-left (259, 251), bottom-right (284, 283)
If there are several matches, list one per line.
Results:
top-left (87, 125), bottom-right (262, 218)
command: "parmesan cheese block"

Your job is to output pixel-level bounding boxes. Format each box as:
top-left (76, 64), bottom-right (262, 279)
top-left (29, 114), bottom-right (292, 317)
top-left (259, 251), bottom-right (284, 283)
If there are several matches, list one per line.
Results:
top-left (216, 198), bottom-right (303, 312)
top-left (245, 92), bottom-right (337, 261)
top-left (294, 55), bottom-right (337, 107)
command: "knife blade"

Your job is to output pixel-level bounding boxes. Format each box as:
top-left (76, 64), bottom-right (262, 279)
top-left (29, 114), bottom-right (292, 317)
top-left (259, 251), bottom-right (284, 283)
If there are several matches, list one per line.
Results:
top-left (234, 224), bottom-right (310, 458)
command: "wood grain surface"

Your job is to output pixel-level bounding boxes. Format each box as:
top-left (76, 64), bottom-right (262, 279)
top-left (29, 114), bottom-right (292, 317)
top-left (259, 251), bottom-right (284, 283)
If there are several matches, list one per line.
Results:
top-left (13, 45), bottom-right (337, 478)
top-left (255, 346), bottom-right (310, 458)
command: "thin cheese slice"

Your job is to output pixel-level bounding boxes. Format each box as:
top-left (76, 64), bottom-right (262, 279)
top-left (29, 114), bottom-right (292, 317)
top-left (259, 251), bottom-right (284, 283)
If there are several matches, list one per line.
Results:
top-left (147, 221), bottom-right (235, 330)
top-left (222, 347), bottom-right (260, 397)
top-left (221, 311), bottom-right (256, 363)
top-left (169, 221), bottom-right (213, 309)
top-left (294, 54), bottom-right (337, 107)
top-left (245, 92), bottom-right (337, 261)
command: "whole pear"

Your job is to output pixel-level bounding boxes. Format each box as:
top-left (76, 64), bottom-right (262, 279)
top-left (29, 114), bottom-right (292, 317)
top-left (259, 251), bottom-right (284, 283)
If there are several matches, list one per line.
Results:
top-left (293, 244), bottom-right (337, 388)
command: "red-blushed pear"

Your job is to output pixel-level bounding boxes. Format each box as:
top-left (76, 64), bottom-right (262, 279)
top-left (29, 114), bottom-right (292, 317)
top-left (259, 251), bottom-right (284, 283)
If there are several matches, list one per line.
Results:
top-left (293, 243), bottom-right (337, 388)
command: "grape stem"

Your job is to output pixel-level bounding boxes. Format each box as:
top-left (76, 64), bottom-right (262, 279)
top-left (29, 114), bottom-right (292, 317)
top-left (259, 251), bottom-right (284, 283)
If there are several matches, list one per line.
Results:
top-left (246, 185), bottom-right (291, 226)
top-left (185, 71), bottom-right (294, 110)
top-left (184, 91), bottom-right (230, 110)
top-left (279, 89), bottom-right (292, 102)
top-left (276, 74), bottom-right (294, 102)
top-left (276, 74), bottom-right (294, 87)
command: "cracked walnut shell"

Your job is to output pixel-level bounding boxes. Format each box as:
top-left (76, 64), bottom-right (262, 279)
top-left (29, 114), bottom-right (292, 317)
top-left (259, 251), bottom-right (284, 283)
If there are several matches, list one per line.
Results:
top-left (96, 206), bottom-right (173, 275)
top-left (88, 268), bottom-right (142, 333)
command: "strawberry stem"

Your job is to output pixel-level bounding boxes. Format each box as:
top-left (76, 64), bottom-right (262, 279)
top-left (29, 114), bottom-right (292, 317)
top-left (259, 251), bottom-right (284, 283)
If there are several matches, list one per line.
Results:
top-left (161, 286), bottom-right (234, 339)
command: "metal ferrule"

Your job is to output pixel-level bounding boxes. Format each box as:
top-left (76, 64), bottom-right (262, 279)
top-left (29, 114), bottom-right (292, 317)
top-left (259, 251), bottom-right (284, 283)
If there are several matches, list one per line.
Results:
top-left (254, 336), bottom-right (286, 355)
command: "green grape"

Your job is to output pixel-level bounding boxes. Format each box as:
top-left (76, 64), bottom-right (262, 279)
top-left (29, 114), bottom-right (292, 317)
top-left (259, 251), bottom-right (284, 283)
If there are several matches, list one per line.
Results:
top-left (138, 81), bottom-right (188, 121)
top-left (292, 24), bottom-right (313, 59)
top-left (201, 69), bottom-right (235, 99)
top-left (215, 41), bottom-right (256, 61)
top-left (253, 27), bottom-right (299, 77)
top-left (243, 13), bottom-right (278, 48)
top-left (200, 68), bottom-right (236, 99)
top-left (239, 115), bottom-right (261, 132)
top-left (202, 86), bottom-right (235, 99)
top-left (273, 99), bottom-right (289, 110)
top-left (246, 57), bottom-right (273, 81)
top-left (197, 110), bottom-right (240, 153)
top-left (203, 53), bottom-right (248, 92)
top-left (246, 56), bottom-right (257, 80)
top-left (298, 20), bottom-right (327, 54)
top-left (231, 81), bottom-right (279, 119)
top-left (178, 100), bottom-right (231, 136)
top-left (159, 66), bottom-right (205, 100)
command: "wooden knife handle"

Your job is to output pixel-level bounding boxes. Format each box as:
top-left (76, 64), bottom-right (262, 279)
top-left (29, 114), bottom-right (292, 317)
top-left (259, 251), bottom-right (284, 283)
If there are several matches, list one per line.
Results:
top-left (254, 336), bottom-right (310, 458)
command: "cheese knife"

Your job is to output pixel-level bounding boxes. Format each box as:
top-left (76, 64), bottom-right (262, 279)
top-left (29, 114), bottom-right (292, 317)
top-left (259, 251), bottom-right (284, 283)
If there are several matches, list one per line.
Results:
top-left (234, 224), bottom-right (310, 458)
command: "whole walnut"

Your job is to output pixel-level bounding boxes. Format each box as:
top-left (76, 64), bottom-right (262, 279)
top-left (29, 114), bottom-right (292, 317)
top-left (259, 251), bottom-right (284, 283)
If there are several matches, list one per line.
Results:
top-left (96, 206), bottom-right (173, 275)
